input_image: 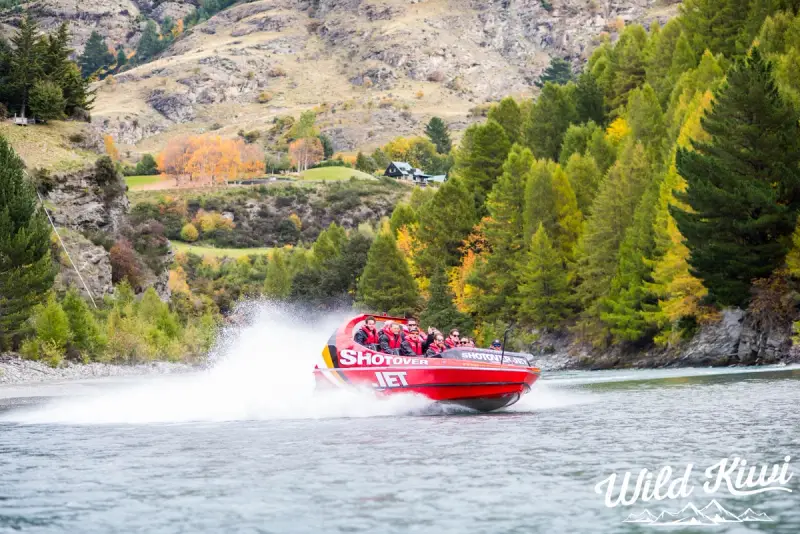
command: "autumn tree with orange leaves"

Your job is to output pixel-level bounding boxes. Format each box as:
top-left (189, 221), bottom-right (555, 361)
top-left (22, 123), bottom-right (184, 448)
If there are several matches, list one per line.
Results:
top-left (157, 135), bottom-right (265, 185)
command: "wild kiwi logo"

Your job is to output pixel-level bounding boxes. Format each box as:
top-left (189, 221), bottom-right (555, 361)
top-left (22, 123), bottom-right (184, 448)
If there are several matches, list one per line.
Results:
top-left (595, 456), bottom-right (793, 526)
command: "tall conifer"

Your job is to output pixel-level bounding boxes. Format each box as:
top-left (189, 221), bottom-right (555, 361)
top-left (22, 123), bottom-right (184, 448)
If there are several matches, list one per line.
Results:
top-left (671, 47), bottom-right (800, 306)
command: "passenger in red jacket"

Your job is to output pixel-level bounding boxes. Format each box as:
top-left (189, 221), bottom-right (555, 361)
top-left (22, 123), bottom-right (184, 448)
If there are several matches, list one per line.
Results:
top-left (444, 329), bottom-right (461, 349)
top-left (425, 333), bottom-right (447, 358)
top-left (354, 316), bottom-right (380, 350)
top-left (401, 322), bottom-right (425, 356)
top-left (379, 322), bottom-right (405, 355)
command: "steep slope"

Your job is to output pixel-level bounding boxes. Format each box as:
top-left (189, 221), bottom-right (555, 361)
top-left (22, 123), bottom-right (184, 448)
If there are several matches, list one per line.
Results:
top-left (6, 0), bottom-right (678, 156)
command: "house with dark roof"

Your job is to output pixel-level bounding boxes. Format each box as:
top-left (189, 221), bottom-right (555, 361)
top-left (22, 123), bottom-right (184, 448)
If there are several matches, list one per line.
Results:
top-left (384, 161), bottom-right (446, 186)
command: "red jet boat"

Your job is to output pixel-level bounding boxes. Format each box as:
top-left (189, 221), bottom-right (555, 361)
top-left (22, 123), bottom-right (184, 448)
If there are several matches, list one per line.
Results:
top-left (314, 315), bottom-right (540, 412)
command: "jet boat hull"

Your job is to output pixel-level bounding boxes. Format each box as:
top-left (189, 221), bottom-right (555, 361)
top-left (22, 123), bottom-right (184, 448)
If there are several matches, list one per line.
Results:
top-left (315, 315), bottom-right (540, 412)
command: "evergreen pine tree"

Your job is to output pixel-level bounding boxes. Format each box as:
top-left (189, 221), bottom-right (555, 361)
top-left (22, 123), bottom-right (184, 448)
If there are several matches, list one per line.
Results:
top-left (321, 232), bottom-right (372, 301)
top-left (9, 14), bottom-right (45, 116)
top-left (645, 19), bottom-right (683, 106)
top-left (115, 48), bottom-right (128, 70)
top-left (559, 121), bottom-right (601, 164)
top-left (680, 0), bottom-right (751, 58)
top-left (319, 134), bottom-right (334, 159)
top-left (551, 165), bottom-right (583, 259)
top-left (0, 137), bottom-right (55, 345)
top-left (671, 47), bottom-right (800, 307)
top-left (472, 145), bottom-right (534, 320)
top-left (586, 127), bottom-right (618, 174)
top-left (60, 63), bottom-right (93, 117)
top-left (425, 117), bottom-right (452, 154)
top-left (42, 23), bottom-right (72, 84)
top-left (28, 80), bottom-right (66, 121)
top-left (524, 82), bottom-right (579, 161)
top-left (599, 178), bottom-right (663, 342)
top-left (455, 120), bottom-right (511, 209)
top-left (389, 203), bottom-right (417, 235)
top-left (575, 142), bottom-right (653, 308)
top-left (517, 224), bottom-right (571, 329)
top-left (372, 148), bottom-right (389, 169)
top-left (136, 20), bottom-right (163, 63)
top-left (564, 152), bottom-right (603, 216)
top-left (135, 154), bottom-right (159, 175)
top-left (524, 158), bottom-right (558, 243)
top-left (358, 226), bottom-right (418, 315)
top-left (487, 97), bottom-right (523, 144)
top-left (419, 269), bottom-right (473, 334)
top-left (355, 151), bottom-right (377, 173)
top-left (668, 33), bottom-right (698, 84)
top-left (78, 31), bottom-right (114, 78)
top-left (609, 25), bottom-right (648, 112)
top-left (535, 57), bottom-right (574, 88)
top-left (625, 84), bottom-right (668, 160)
top-left (264, 250), bottom-right (292, 299)
top-left (416, 177), bottom-right (477, 276)
top-left (523, 159), bottom-right (582, 258)
top-left (575, 70), bottom-right (606, 126)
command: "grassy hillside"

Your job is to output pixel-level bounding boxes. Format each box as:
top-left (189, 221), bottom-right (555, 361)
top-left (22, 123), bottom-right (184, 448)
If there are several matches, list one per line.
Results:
top-left (299, 167), bottom-right (376, 181)
top-left (0, 122), bottom-right (98, 172)
top-left (172, 242), bottom-right (272, 258)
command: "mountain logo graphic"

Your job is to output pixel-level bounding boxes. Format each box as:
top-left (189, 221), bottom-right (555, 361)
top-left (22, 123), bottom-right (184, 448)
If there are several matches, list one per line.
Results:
top-left (622, 500), bottom-right (773, 526)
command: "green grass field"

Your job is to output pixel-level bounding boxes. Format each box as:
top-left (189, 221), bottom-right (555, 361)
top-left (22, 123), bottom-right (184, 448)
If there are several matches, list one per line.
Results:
top-left (172, 241), bottom-right (272, 258)
top-left (125, 175), bottom-right (166, 189)
top-left (299, 167), bottom-right (376, 181)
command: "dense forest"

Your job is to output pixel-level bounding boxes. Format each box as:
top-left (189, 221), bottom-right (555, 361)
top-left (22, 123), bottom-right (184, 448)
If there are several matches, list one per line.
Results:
top-left (356, 0), bottom-right (800, 347)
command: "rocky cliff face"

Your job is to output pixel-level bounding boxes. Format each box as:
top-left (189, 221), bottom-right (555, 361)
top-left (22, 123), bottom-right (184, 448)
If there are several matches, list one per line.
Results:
top-left (40, 160), bottom-right (172, 300)
top-left (532, 308), bottom-right (800, 370)
top-left (44, 166), bottom-right (130, 234)
top-left (4, 0), bottom-right (678, 157)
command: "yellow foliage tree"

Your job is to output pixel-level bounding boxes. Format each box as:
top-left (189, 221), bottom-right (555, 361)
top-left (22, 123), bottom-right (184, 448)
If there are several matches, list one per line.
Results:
top-left (104, 134), bottom-right (120, 162)
top-left (193, 209), bottom-right (235, 233)
top-left (605, 117), bottom-right (631, 144)
top-left (648, 90), bottom-right (717, 345)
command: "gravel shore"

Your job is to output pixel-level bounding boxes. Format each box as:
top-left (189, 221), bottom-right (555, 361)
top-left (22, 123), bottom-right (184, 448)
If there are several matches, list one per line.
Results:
top-left (0, 354), bottom-right (196, 385)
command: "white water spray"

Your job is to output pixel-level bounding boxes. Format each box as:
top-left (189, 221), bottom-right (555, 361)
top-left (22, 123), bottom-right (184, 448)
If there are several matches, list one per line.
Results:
top-left (4, 302), bottom-right (433, 424)
top-left (2, 302), bottom-right (592, 424)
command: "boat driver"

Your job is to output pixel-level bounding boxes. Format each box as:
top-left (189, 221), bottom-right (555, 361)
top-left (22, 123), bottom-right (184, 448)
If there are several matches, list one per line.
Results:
top-left (490, 339), bottom-right (502, 351)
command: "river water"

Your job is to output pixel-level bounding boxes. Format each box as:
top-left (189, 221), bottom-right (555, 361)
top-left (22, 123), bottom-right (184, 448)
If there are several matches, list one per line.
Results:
top-left (0, 305), bottom-right (798, 533)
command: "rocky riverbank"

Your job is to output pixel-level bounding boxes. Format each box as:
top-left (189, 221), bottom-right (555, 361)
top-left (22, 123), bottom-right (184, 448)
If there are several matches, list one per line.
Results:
top-left (531, 309), bottom-right (800, 371)
top-left (0, 354), bottom-right (197, 385)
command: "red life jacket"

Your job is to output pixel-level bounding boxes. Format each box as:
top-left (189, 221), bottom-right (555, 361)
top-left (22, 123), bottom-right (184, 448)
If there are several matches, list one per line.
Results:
top-left (405, 334), bottom-right (423, 355)
top-left (360, 326), bottom-right (379, 346)
top-left (382, 326), bottom-right (402, 349)
top-left (427, 343), bottom-right (444, 355)
top-left (444, 337), bottom-right (457, 349)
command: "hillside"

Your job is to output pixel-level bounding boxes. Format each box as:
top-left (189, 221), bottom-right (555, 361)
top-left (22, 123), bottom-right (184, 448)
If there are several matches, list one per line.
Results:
top-left (3, 0), bottom-right (678, 158)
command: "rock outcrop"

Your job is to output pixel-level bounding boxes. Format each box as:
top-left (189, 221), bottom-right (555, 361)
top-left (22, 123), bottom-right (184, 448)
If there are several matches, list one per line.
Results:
top-left (53, 229), bottom-right (115, 297)
top-left (528, 307), bottom-right (799, 370)
top-left (43, 165), bottom-right (129, 234)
